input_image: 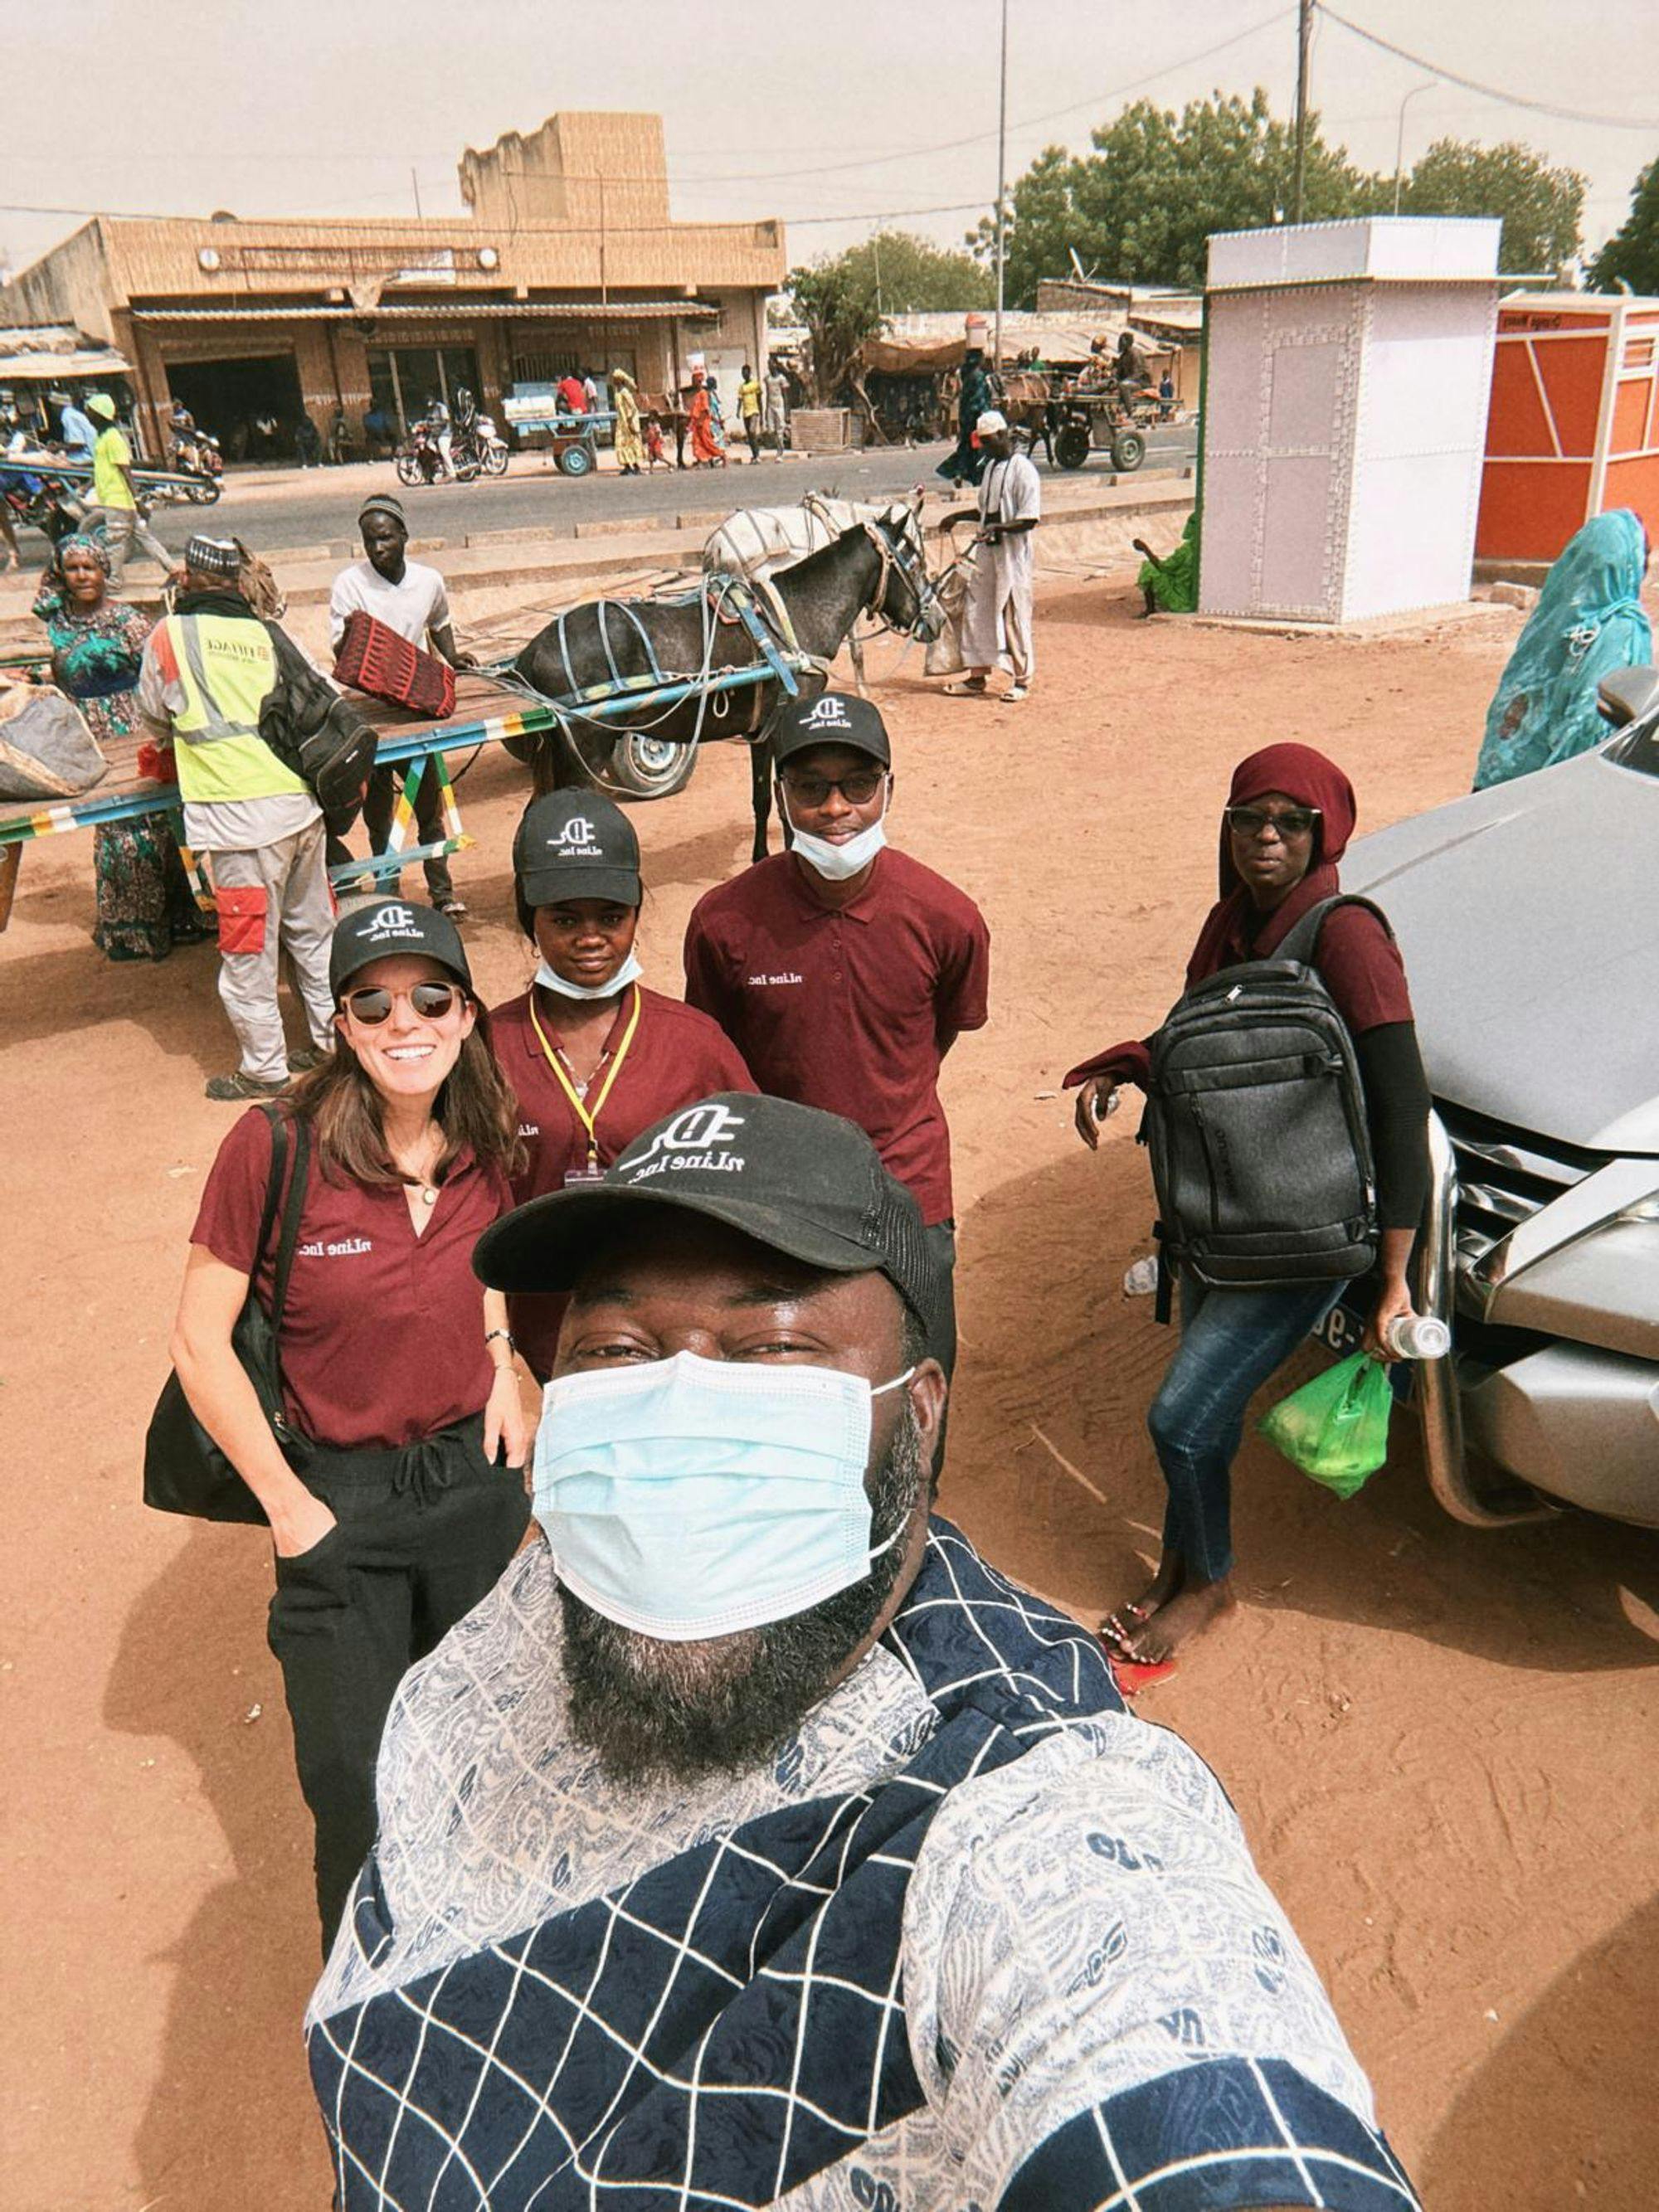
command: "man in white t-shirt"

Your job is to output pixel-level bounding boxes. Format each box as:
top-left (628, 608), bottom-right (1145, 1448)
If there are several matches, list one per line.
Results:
top-left (328, 493), bottom-right (476, 914)
top-left (947, 408), bottom-right (1042, 704)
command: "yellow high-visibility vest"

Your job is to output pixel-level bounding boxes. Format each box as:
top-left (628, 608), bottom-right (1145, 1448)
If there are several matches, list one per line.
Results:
top-left (153, 613), bottom-right (309, 807)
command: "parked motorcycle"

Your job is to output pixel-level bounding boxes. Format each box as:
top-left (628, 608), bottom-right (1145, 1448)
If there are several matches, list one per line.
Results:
top-left (457, 415), bottom-right (510, 478)
top-left (165, 430), bottom-right (224, 503)
top-left (395, 418), bottom-right (476, 486)
top-left (1, 467), bottom-right (87, 547)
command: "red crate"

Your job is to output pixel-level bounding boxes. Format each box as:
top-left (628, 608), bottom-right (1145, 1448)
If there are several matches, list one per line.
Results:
top-left (333, 610), bottom-right (456, 721)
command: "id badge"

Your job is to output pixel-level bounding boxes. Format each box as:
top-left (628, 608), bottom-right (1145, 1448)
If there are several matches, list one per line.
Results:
top-left (563, 1161), bottom-right (606, 1186)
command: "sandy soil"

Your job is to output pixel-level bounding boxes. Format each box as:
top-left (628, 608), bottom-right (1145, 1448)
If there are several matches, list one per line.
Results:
top-left (4, 571), bottom-right (1657, 2210)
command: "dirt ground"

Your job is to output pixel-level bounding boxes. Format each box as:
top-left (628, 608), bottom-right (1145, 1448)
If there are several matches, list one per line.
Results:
top-left (5, 571), bottom-right (1657, 2211)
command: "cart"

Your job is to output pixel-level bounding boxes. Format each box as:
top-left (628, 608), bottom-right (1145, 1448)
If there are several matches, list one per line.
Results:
top-left (1044, 374), bottom-right (1167, 474)
top-left (499, 391), bottom-right (613, 479)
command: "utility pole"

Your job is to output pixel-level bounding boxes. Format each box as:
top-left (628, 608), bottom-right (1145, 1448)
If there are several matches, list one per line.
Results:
top-left (993, 0), bottom-right (1009, 369)
top-left (1291, 0), bottom-right (1312, 225)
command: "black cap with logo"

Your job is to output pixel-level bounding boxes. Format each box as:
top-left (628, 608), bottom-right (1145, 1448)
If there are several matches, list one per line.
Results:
top-left (771, 690), bottom-right (892, 771)
top-left (513, 791), bottom-right (642, 911)
top-left (328, 900), bottom-right (473, 999)
top-left (474, 1091), bottom-right (941, 1331)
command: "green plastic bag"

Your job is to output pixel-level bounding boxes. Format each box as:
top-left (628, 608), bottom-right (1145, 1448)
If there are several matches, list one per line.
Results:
top-left (1257, 1352), bottom-right (1393, 1498)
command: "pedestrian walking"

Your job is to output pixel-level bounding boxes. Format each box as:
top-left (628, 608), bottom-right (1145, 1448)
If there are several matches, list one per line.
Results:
top-left (82, 394), bottom-right (172, 587)
top-left (737, 362), bottom-right (763, 461)
top-left (489, 791), bottom-right (755, 1378)
top-left (946, 410), bottom-right (1041, 702)
top-left (763, 363), bottom-right (789, 453)
top-left (687, 372), bottom-right (723, 467)
top-left (328, 493), bottom-right (476, 915)
top-left (137, 534), bottom-right (336, 1099)
top-left (1065, 744), bottom-right (1431, 1671)
top-left (168, 901), bottom-right (530, 1942)
top-left (684, 692), bottom-right (988, 1376)
top-left (935, 344), bottom-right (994, 487)
top-left (610, 367), bottom-right (645, 474)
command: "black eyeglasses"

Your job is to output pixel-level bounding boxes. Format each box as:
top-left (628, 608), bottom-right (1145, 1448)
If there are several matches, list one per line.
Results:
top-left (780, 769), bottom-right (888, 807)
top-left (342, 981), bottom-right (461, 1024)
top-left (1224, 805), bottom-right (1321, 840)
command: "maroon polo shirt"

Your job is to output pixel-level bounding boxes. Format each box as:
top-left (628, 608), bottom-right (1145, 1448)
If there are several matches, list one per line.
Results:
top-left (190, 1107), bottom-right (511, 1451)
top-left (683, 848), bottom-right (990, 1225)
top-left (489, 982), bottom-right (757, 1378)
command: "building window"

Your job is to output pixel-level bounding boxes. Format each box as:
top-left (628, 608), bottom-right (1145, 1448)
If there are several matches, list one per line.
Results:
top-left (366, 345), bottom-right (481, 433)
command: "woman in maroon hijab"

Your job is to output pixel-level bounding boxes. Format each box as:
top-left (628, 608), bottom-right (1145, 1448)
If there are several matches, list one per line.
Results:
top-left (1064, 743), bottom-right (1431, 1669)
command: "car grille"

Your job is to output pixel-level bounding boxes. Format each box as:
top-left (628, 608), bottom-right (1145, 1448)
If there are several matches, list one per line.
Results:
top-left (1437, 1101), bottom-right (1603, 1294)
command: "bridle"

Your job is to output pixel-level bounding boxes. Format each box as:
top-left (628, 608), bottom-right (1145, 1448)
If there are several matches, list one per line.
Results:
top-left (862, 510), bottom-right (944, 641)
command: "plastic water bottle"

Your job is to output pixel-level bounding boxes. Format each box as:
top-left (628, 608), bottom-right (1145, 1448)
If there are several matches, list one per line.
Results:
top-left (1122, 1256), bottom-right (1160, 1297)
top-left (1385, 1315), bottom-right (1452, 1360)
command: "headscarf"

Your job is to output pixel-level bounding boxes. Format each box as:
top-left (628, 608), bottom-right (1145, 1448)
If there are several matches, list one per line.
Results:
top-left (54, 531), bottom-right (111, 578)
top-left (611, 367), bottom-right (635, 389)
top-left (1187, 742), bottom-right (1358, 981)
top-left (1472, 508), bottom-right (1651, 791)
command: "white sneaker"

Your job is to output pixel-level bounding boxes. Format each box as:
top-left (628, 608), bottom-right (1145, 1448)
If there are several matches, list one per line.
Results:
top-left (1004, 683), bottom-right (1029, 702)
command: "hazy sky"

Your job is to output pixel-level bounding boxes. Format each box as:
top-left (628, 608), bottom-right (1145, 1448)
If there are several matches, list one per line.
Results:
top-left (3, 0), bottom-right (1652, 282)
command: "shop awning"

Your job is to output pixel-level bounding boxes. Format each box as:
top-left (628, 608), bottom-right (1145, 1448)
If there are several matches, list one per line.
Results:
top-left (129, 299), bottom-right (720, 323)
top-left (0, 332), bottom-right (131, 382)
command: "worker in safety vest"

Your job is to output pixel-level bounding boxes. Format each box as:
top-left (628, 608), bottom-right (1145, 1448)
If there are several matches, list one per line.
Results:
top-left (138, 533), bottom-right (336, 1100)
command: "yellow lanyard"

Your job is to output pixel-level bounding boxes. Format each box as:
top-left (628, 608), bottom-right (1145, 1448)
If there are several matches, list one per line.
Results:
top-left (528, 984), bottom-right (642, 1166)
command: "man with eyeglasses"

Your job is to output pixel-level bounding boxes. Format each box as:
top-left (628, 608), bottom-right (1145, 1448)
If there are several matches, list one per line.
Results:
top-left (684, 692), bottom-right (989, 1378)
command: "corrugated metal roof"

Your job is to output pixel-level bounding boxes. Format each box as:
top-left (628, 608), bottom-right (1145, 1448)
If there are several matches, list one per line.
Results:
top-left (0, 340), bottom-right (132, 382)
top-left (129, 299), bottom-right (718, 324)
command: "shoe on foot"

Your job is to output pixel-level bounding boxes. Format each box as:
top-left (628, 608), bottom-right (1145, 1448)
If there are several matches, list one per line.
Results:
top-left (435, 895), bottom-right (468, 920)
top-left (943, 677), bottom-right (987, 697)
top-left (206, 1070), bottom-right (289, 1101)
top-left (287, 1046), bottom-right (329, 1074)
top-left (1004, 683), bottom-right (1029, 702)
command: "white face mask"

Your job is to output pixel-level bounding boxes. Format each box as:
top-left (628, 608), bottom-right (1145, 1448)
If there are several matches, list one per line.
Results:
top-left (534, 950), bottom-right (643, 1001)
top-left (783, 786), bottom-right (889, 882)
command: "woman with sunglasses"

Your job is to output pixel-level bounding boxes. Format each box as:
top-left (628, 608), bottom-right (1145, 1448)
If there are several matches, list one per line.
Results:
top-left (171, 902), bottom-right (531, 1942)
top-left (489, 790), bottom-right (756, 1379)
top-left (1064, 744), bottom-right (1430, 1671)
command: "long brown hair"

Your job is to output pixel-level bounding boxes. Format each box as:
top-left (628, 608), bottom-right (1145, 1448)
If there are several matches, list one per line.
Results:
top-left (287, 1006), bottom-right (524, 1187)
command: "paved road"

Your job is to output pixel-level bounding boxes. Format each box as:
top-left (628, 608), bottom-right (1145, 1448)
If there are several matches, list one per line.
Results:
top-left (184, 425), bottom-right (1196, 554)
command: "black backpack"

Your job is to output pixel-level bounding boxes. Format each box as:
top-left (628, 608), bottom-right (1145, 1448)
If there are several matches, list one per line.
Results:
top-left (258, 621), bottom-right (378, 818)
top-left (1143, 896), bottom-right (1386, 1296)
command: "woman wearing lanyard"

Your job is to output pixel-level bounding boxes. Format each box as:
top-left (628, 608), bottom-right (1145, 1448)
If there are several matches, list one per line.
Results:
top-left (171, 902), bottom-right (531, 1942)
top-left (489, 791), bottom-right (757, 1378)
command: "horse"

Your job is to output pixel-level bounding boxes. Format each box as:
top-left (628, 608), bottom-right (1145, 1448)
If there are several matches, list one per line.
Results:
top-left (513, 508), bottom-right (941, 861)
top-left (702, 489), bottom-right (927, 692)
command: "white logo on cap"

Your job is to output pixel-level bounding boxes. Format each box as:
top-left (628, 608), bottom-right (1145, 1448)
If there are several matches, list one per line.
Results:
top-left (362, 902), bottom-right (423, 941)
top-left (555, 815), bottom-right (597, 844)
top-left (623, 1102), bottom-right (747, 1183)
top-left (803, 696), bottom-right (852, 730)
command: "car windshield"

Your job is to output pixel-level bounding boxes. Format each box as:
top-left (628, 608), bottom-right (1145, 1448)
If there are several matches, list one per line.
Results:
top-left (1607, 718), bottom-right (1659, 776)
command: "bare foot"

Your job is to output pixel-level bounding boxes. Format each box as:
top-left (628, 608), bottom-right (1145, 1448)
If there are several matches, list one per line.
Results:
top-left (1119, 1576), bottom-right (1235, 1665)
top-left (1101, 1551), bottom-right (1184, 1650)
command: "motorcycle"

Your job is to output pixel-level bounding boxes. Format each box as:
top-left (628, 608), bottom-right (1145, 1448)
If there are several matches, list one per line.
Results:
top-left (167, 430), bottom-right (224, 503)
top-left (1, 467), bottom-right (86, 547)
top-left (395, 418), bottom-right (480, 486)
top-left (455, 414), bottom-right (509, 478)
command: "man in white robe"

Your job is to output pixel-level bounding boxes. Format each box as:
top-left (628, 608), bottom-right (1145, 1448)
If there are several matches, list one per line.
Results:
top-left (948, 409), bottom-right (1041, 702)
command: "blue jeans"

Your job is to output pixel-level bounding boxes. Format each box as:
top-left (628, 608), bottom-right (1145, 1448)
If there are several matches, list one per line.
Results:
top-left (1148, 1274), bottom-right (1343, 1583)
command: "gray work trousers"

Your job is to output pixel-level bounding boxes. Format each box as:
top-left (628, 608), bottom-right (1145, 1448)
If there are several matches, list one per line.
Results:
top-left (211, 823), bottom-right (336, 1082)
top-left (85, 503), bottom-right (173, 585)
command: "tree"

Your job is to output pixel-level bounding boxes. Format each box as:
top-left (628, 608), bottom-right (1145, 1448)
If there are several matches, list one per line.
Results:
top-left (786, 231), bottom-right (991, 401)
top-left (1396, 139), bottom-right (1585, 276)
top-left (968, 92), bottom-right (1376, 302)
top-left (1589, 158), bottom-right (1659, 293)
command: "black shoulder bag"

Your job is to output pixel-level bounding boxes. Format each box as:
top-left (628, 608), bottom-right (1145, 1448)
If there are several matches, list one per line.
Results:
top-left (143, 1106), bottom-right (312, 1524)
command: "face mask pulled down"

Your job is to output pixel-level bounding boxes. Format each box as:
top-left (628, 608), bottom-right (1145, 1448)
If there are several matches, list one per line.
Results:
top-left (535, 950), bottom-right (643, 1001)
top-left (533, 1350), bottom-right (914, 1641)
top-left (782, 786), bottom-right (889, 882)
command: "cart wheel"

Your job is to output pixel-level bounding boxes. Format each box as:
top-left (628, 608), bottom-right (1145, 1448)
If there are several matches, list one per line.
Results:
top-left (1111, 430), bottom-right (1146, 473)
top-left (1054, 424), bottom-right (1092, 472)
top-left (558, 442), bottom-right (594, 478)
top-left (395, 455), bottom-right (422, 488)
top-left (604, 729), bottom-right (697, 799)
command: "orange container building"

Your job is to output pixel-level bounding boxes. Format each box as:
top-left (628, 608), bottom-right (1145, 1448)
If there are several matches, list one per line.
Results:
top-left (1477, 291), bottom-right (1659, 564)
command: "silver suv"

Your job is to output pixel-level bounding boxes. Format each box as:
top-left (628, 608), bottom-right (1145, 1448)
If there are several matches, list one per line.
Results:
top-left (1344, 674), bottom-right (1659, 1528)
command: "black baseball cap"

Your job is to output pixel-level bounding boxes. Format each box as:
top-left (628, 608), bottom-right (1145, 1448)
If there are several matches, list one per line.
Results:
top-left (474, 1092), bottom-right (941, 1331)
top-left (513, 791), bottom-right (641, 910)
top-left (328, 899), bottom-right (473, 999)
top-left (772, 691), bottom-right (892, 771)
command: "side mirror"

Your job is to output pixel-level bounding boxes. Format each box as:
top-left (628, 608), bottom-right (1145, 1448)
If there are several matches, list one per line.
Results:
top-left (1595, 664), bottom-right (1659, 728)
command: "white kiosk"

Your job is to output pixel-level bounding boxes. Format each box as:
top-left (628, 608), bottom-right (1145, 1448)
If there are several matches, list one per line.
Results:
top-left (1199, 218), bottom-right (1501, 624)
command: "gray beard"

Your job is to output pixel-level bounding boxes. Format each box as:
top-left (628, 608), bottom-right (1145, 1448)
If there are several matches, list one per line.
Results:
top-left (557, 1403), bottom-right (927, 1787)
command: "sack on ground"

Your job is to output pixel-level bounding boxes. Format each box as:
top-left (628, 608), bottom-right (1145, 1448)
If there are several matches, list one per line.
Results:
top-left (0, 683), bottom-right (109, 800)
top-left (1258, 1351), bottom-right (1392, 1497)
top-left (924, 547), bottom-right (976, 678)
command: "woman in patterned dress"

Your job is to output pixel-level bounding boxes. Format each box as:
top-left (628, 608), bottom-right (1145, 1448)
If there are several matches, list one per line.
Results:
top-left (32, 534), bottom-right (207, 961)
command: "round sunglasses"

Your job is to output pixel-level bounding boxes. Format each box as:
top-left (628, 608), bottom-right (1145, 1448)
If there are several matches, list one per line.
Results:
top-left (341, 981), bottom-right (463, 1025)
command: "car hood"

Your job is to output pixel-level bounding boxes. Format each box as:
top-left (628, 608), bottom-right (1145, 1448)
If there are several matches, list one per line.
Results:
top-left (1345, 748), bottom-right (1659, 1155)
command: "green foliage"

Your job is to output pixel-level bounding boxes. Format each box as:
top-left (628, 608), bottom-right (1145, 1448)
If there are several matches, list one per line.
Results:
top-left (1396, 140), bottom-right (1585, 275)
top-left (968, 91), bottom-right (1373, 303)
top-left (1589, 158), bottom-right (1659, 294)
top-left (785, 231), bottom-right (992, 401)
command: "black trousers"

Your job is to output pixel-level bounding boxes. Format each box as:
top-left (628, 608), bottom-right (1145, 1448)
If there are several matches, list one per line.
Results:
top-left (266, 1417), bottom-right (529, 1946)
top-left (325, 763), bottom-right (455, 902)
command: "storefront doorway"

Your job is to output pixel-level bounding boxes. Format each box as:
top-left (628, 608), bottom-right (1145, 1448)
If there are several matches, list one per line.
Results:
top-left (164, 353), bottom-right (304, 462)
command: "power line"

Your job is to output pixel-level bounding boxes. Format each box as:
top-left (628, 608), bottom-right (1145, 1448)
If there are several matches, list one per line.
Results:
top-left (1317, 4), bottom-right (1659, 129)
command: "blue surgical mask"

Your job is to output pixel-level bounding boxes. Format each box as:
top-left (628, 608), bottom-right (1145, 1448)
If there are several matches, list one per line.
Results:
top-left (534, 950), bottom-right (643, 1001)
top-left (533, 1349), bottom-right (916, 1641)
